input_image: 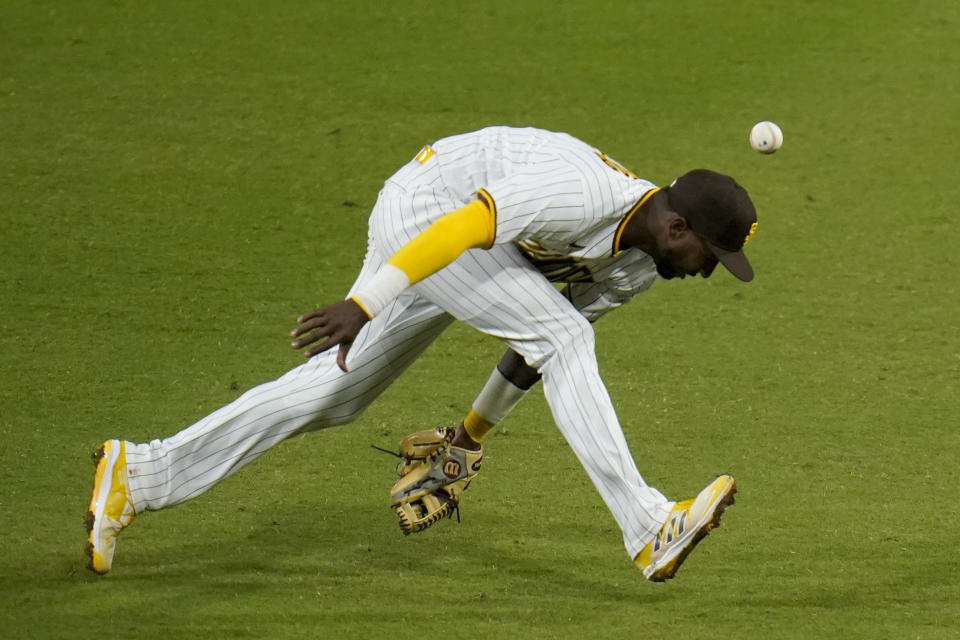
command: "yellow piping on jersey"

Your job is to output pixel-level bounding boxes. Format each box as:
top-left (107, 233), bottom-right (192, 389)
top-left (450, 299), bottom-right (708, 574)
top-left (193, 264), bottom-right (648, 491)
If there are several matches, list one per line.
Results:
top-left (612, 188), bottom-right (659, 255)
top-left (476, 188), bottom-right (497, 246)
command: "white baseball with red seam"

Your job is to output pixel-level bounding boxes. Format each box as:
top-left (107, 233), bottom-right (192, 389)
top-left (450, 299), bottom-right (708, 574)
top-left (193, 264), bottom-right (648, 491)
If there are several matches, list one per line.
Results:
top-left (749, 121), bottom-right (783, 154)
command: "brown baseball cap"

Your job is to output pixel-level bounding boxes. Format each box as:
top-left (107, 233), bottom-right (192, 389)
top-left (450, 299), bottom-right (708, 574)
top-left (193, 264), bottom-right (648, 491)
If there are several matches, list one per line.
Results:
top-left (666, 169), bottom-right (758, 282)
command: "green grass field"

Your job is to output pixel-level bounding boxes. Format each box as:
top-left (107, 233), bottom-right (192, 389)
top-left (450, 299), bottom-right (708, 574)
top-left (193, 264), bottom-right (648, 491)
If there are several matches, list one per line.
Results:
top-left (3, 1), bottom-right (959, 637)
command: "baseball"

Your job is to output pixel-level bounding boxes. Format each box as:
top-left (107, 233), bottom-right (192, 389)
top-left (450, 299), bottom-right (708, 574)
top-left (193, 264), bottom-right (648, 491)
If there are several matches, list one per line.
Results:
top-left (749, 121), bottom-right (783, 154)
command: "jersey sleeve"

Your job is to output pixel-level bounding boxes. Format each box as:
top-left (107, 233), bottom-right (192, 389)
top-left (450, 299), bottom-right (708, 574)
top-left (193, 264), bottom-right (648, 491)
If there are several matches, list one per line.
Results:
top-left (476, 159), bottom-right (601, 247)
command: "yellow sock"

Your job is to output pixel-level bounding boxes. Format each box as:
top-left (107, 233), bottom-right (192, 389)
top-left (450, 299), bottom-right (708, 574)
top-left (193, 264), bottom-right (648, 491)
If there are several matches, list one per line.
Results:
top-left (462, 409), bottom-right (494, 444)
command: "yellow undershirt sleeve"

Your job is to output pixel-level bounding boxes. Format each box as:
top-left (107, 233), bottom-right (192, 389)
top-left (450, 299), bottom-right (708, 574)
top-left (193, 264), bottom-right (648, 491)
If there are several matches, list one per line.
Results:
top-left (386, 198), bottom-right (495, 285)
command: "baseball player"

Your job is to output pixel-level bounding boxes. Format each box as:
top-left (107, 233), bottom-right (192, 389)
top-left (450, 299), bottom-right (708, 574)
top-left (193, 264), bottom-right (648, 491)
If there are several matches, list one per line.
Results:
top-left (86, 126), bottom-right (758, 581)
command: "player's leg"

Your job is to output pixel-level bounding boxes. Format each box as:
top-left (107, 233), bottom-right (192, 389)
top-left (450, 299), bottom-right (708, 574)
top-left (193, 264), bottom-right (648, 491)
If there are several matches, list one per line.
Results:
top-left (123, 290), bottom-right (453, 512)
top-left (410, 244), bottom-right (674, 560)
top-left (87, 240), bottom-right (454, 573)
top-left (88, 291), bottom-right (452, 572)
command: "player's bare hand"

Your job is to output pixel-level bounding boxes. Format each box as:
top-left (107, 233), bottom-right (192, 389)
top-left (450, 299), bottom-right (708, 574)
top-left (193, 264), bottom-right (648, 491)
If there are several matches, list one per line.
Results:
top-left (290, 299), bottom-right (370, 371)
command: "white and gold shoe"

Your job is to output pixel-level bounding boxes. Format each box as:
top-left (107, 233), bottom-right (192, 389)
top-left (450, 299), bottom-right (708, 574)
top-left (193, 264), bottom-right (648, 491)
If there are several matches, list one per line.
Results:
top-left (635, 475), bottom-right (737, 582)
top-left (85, 440), bottom-right (136, 574)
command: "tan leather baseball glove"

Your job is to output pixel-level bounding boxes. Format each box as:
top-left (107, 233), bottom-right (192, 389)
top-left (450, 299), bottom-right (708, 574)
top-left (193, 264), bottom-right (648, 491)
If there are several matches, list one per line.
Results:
top-left (389, 427), bottom-right (482, 534)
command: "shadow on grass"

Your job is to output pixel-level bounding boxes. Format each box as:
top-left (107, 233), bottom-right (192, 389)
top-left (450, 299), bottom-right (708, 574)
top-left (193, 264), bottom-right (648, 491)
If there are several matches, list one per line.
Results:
top-left (29, 494), bottom-right (674, 627)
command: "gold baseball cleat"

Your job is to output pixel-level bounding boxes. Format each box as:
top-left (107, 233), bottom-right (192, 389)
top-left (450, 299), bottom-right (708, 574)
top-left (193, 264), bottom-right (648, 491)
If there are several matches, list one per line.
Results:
top-left (85, 440), bottom-right (136, 574)
top-left (635, 474), bottom-right (737, 582)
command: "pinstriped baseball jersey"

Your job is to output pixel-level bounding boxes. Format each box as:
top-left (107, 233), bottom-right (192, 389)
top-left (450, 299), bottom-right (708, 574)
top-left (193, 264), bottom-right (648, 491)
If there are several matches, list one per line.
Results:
top-left (384, 126), bottom-right (660, 320)
top-left (390, 126), bottom-right (654, 248)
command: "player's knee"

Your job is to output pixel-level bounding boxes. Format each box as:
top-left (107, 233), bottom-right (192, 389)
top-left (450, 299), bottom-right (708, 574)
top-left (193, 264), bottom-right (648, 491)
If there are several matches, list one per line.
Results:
top-left (552, 317), bottom-right (596, 355)
top-left (335, 401), bottom-right (370, 424)
top-left (299, 406), bottom-right (366, 432)
top-left (294, 390), bottom-right (375, 432)
top-left (530, 317), bottom-right (596, 371)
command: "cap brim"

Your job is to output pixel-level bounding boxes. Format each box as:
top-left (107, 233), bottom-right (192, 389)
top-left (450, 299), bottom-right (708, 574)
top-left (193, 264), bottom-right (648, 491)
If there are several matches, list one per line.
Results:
top-left (707, 241), bottom-right (754, 282)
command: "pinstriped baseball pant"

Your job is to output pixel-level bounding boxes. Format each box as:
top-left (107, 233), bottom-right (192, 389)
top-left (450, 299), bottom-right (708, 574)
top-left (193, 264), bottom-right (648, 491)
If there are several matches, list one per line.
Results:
top-left (124, 184), bottom-right (673, 559)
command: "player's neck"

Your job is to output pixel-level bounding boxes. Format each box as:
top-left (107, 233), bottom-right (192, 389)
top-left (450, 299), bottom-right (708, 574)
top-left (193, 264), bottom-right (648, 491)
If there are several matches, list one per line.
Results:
top-left (619, 192), bottom-right (663, 255)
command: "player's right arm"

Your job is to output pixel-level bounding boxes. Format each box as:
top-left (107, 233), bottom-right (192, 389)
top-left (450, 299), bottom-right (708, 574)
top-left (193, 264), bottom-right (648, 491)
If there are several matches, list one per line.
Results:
top-left (351, 198), bottom-right (495, 318)
top-left (290, 198), bottom-right (496, 370)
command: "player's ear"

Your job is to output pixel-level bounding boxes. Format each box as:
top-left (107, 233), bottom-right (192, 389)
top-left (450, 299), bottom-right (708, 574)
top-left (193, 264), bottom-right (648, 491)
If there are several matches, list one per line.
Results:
top-left (668, 216), bottom-right (689, 237)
